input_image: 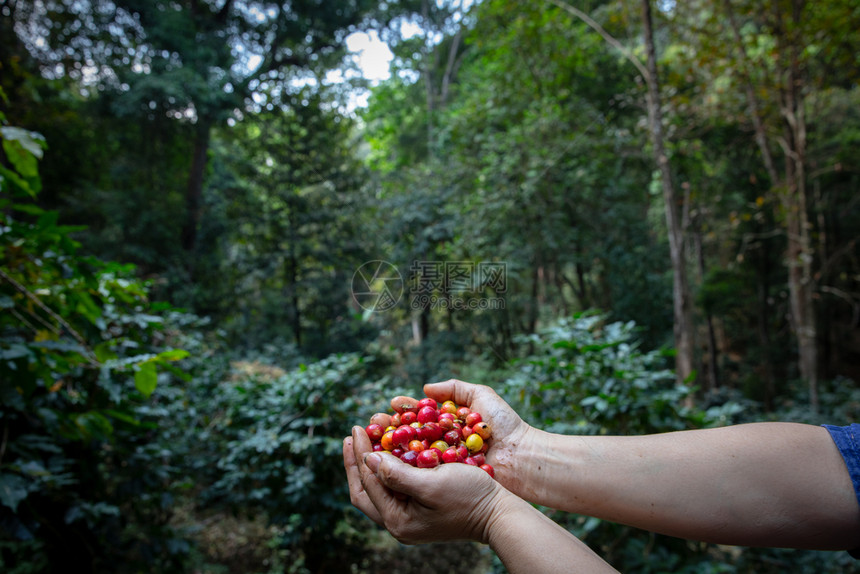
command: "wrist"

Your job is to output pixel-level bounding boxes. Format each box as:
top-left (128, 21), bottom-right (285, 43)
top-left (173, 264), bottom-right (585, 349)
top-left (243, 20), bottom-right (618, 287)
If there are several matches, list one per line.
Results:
top-left (510, 427), bottom-right (591, 511)
top-left (508, 426), bottom-right (556, 504)
top-left (481, 486), bottom-right (526, 546)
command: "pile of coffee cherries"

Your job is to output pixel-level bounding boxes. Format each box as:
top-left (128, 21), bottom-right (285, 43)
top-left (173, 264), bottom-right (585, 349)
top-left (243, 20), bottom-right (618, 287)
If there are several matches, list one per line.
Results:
top-left (364, 397), bottom-right (495, 478)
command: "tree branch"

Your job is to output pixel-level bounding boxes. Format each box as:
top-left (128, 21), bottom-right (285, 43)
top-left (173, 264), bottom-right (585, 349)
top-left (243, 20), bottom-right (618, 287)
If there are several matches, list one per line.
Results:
top-left (722, 0), bottom-right (780, 185)
top-left (216, 0), bottom-right (235, 23)
top-left (0, 268), bottom-right (99, 366)
top-left (439, 28), bottom-right (462, 107)
top-left (544, 0), bottom-right (649, 82)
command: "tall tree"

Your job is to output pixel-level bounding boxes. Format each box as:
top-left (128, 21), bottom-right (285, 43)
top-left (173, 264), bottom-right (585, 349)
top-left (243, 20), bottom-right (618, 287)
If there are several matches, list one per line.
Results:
top-left (15, 0), bottom-right (381, 255)
top-left (640, 0), bottom-right (695, 386)
top-left (704, 0), bottom-right (860, 409)
top-left (547, 0), bottom-right (696, 385)
top-left (207, 94), bottom-right (372, 354)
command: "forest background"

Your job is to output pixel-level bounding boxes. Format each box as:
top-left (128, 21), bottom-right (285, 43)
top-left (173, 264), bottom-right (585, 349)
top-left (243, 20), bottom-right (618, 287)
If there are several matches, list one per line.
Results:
top-left (1, 0), bottom-right (859, 572)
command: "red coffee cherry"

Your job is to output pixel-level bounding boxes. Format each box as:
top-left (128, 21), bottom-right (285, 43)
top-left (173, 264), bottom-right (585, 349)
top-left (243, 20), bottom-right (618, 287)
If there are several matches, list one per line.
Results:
top-left (365, 423), bottom-right (385, 442)
top-left (443, 430), bottom-right (460, 446)
top-left (363, 395), bottom-right (496, 479)
top-left (416, 449), bottom-right (441, 468)
top-left (417, 406), bottom-right (438, 424)
top-left (401, 450), bottom-right (419, 467)
top-left (417, 398), bottom-right (438, 410)
top-left (442, 447), bottom-right (460, 464)
top-left (465, 412), bottom-right (482, 427)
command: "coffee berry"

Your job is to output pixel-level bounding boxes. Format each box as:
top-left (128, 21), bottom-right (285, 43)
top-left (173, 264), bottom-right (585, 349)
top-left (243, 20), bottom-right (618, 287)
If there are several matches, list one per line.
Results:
top-left (364, 397), bottom-right (494, 478)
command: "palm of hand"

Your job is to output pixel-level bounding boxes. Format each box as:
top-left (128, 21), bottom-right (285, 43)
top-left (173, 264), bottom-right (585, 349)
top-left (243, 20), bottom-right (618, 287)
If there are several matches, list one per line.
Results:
top-left (394, 380), bottom-right (532, 492)
top-left (460, 388), bottom-right (531, 490)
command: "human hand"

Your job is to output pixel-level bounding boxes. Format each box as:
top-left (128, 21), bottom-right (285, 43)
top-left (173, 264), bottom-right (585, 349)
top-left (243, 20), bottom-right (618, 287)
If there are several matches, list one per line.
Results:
top-left (343, 424), bottom-right (510, 544)
top-left (389, 379), bottom-right (535, 497)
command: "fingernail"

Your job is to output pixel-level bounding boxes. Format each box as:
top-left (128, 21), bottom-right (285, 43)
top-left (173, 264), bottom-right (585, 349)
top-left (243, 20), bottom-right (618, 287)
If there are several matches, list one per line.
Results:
top-left (364, 453), bottom-right (382, 472)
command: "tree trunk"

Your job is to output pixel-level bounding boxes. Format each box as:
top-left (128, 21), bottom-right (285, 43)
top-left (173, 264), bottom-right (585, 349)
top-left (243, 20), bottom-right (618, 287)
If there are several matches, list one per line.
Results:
top-left (181, 121), bottom-right (211, 252)
top-left (641, 0), bottom-right (696, 386)
top-left (782, 72), bottom-right (818, 410)
top-left (757, 266), bottom-right (776, 410)
top-left (783, 0), bottom-right (818, 409)
top-left (724, 0), bottom-right (818, 409)
top-left (695, 228), bottom-right (719, 391)
top-left (526, 262), bottom-right (541, 334)
top-left (287, 239), bottom-right (302, 348)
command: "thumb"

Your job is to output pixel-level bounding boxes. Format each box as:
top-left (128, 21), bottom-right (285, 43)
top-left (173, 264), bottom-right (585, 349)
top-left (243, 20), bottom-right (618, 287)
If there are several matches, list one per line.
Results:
top-left (365, 452), bottom-right (428, 498)
top-left (424, 379), bottom-right (479, 408)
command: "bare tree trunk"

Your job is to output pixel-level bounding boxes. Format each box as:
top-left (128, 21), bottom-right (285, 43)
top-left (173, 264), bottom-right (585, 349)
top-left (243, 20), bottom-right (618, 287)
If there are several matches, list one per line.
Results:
top-left (781, 24), bottom-right (818, 409)
top-left (181, 121), bottom-right (211, 252)
top-left (528, 264), bottom-right (540, 334)
top-left (422, 0), bottom-right (436, 157)
top-left (757, 267), bottom-right (776, 410)
top-left (695, 228), bottom-right (719, 391)
top-left (641, 0), bottom-right (696, 386)
top-left (545, 0), bottom-right (696, 385)
top-left (287, 237), bottom-right (302, 348)
top-left (724, 0), bottom-right (818, 409)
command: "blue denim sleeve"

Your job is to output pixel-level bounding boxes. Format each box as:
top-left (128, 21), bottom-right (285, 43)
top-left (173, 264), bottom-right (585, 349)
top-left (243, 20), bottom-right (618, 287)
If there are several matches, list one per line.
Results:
top-left (823, 423), bottom-right (860, 558)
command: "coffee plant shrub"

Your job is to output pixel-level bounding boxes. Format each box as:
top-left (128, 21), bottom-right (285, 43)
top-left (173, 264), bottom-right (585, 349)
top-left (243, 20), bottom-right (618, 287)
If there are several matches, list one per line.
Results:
top-left (175, 351), bottom-right (396, 574)
top-left (498, 311), bottom-right (852, 573)
top-left (0, 123), bottom-right (196, 573)
top-left (502, 311), bottom-right (712, 437)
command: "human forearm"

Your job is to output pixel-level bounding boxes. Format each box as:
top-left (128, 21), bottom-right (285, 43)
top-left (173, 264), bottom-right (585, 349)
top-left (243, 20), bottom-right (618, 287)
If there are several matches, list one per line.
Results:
top-left (486, 492), bottom-right (618, 574)
top-left (515, 422), bottom-right (860, 549)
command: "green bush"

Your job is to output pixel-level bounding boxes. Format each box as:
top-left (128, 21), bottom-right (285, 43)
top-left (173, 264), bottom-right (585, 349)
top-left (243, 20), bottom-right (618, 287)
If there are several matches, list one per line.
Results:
top-left (1, 122), bottom-right (196, 572)
top-left (502, 311), bottom-right (714, 437)
top-left (151, 342), bottom-right (398, 573)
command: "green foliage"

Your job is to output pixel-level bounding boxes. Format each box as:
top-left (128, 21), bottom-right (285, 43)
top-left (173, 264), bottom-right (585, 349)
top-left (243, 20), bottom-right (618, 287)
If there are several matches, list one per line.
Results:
top-left (198, 93), bottom-right (376, 354)
top-left (0, 124), bottom-right (195, 572)
top-left (173, 352), bottom-right (392, 572)
top-left (503, 312), bottom-right (733, 437)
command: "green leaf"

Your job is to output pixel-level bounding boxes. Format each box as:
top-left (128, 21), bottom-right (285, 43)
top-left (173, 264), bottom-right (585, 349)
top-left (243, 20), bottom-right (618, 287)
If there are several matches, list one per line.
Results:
top-left (69, 412), bottom-right (114, 440)
top-left (74, 291), bottom-right (102, 325)
top-left (94, 342), bottom-right (118, 363)
top-left (156, 349), bottom-right (190, 362)
top-left (0, 473), bottom-right (30, 512)
top-left (134, 361), bottom-right (158, 397)
top-left (0, 126), bottom-right (46, 159)
top-left (1, 136), bottom-right (41, 195)
top-left (158, 361), bottom-right (192, 382)
top-left (11, 203), bottom-right (46, 215)
top-left (0, 165), bottom-right (35, 197)
top-left (539, 381), bottom-right (564, 390)
top-left (103, 409), bottom-right (141, 426)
